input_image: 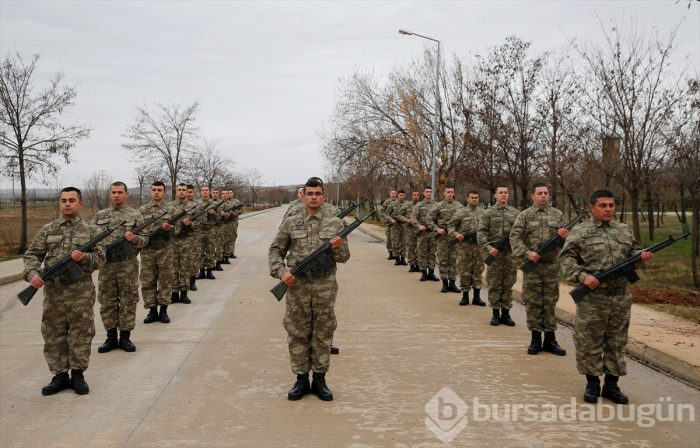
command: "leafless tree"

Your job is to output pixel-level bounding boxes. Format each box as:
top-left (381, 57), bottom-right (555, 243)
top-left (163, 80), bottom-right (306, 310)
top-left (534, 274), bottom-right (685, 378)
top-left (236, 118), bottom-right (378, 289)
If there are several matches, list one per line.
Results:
top-left (134, 164), bottom-right (166, 205)
top-left (244, 168), bottom-right (264, 207)
top-left (180, 138), bottom-right (234, 190)
top-left (83, 170), bottom-right (111, 215)
top-left (0, 52), bottom-right (91, 252)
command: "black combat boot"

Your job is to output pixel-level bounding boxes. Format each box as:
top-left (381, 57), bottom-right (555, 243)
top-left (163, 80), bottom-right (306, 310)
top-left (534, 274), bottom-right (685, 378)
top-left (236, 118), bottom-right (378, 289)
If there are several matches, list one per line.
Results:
top-left (180, 290), bottom-right (191, 304)
top-left (171, 291), bottom-right (181, 303)
top-left (119, 330), bottom-right (136, 352)
top-left (41, 372), bottom-right (70, 396)
top-left (459, 290), bottom-right (470, 306)
top-left (440, 279), bottom-right (449, 293)
top-left (98, 328), bottom-right (119, 353)
top-left (206, 268), bottom-right (216, 280)
top-left (527, 331), bottom-right (542, 355)
top-left (196, 268), bottom-right (206, 280)
top-left (215, 260), bottom-right (224, 271)
top-left (394, 256), bottom-right (402, 266)
top-left (387, 252), bottom-right (395, 260)
top-left (143, 307), bottom-right (159, 324)
top-left (221, 255), bottom-right (231, 264)
top-left (542, 331), bottom-right (566, 356)
top-left (311, 372), bottom-right (333, 401)
top-left (398, 256), bottom-right (408, 266)
top-left (583, 375), bottom-right (601, 403)
top-left (288, 373), bottom-right (311, 401)
top-left (231, 253), bottom-right (237, 259)
top-left (189, 276), bottom-right (198, 291)
top-left (602, 375), bottom-right (629, 404)
top-left (499, 308), bottom-right (515, 326)
top-left (472, 288), bottom-right (486, 306)
top-left (427, 269), bottom-right (440, 281)
top-left (419, 270), bottom-right (429, 281)
top-left (447, 279), bottom-right (461, 293)
top-left (330, 346), bottom-right (340, 355)
top-left (409, 264), bottom-right (420, 272)
top-left (70, 370), bottom-right (89, 395)
top-left (159, 305), bottom-right (170, 323)
top-left (490, 308), bottom-right (500, 326)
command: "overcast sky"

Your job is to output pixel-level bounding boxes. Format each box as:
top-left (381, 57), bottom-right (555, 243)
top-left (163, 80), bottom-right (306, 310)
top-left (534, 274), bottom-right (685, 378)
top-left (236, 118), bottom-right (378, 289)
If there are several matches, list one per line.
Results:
top-left (1, 0), bottom-right (698, 191)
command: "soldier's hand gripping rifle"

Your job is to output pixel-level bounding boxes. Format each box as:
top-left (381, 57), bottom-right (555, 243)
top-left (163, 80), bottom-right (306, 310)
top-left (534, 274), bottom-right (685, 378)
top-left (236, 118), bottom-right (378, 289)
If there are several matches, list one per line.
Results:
top-left (270, 210), bottom-right (376, 302)
top-left (337, 198), bottom-right (368, 219)
top-left (179, 200), bottom-right (220, 236)
top-left (434, 225), bottom-right (449, 240)
top-left (484, 232), bottom-right (512, 266)
top-left (148, 204), bottom-right (199, 240)
top-left (17, 221), bottom-right (127, 306)
top-left (448, 230), bottom-right (477, 248)
top-left (106, 211), bottom-right (168, 260)
top-left (569, 232), bottom-right (691, 303)
top-left (520, 208), bottom-right (590, 273)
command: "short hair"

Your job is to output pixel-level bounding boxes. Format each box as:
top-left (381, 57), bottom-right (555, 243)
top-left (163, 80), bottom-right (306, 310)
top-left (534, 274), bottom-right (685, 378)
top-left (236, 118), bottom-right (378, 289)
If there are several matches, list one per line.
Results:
top-left (590, 189), bottom-right (615, 205)
top-left (424, 186), bottom-right (432, 191)
top-left (444, 185), bottom-right (455, 190)
top-left (60, 186), bottom-right (82, 200)
top-left (304, 177), bottom-right (324, 192)
top-left (467, 190), bottom-right (479, 196)
top-left (398, 189), bottom-right (406, 194)
top-left (177, 183), bottom-right (187, 189)
top-left (111, 181), bottom-right (127, 192)
top-left (495, 185), bottom-right (509, 192)
top-left (530, 182), bottom-right (548, 194)
top-left (152, 181), bottom-right (165, 188)
top-left (186, 184), bottom-right (195, 190)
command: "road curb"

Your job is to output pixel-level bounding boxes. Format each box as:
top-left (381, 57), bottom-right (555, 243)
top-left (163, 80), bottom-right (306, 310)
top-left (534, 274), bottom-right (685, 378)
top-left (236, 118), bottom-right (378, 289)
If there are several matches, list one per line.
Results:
top-left (0, 273), bottom-right (22, 287)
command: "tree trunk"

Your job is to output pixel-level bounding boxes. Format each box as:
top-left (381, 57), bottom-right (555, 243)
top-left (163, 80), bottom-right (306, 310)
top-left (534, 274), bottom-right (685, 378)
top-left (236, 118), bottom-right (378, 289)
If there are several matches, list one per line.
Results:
top-left (645, 185), bottom-right (655, 241)
top-left (630, 187), bottom-right (641, 241)
top-left (679, 181), bottom-right (687, 225)
top-left (692, 194), bottom-right (699, 287)
top-left (18, 144), bottom-right (28, 254)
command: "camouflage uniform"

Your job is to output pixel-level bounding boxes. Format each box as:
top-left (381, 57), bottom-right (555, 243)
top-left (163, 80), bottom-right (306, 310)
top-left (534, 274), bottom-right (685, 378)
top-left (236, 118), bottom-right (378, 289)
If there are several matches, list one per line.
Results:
top-left (138, 201), bottom-right (174, 308)
top-left (228, 197), bottom-right (243, 256)
top-left (198, 199), bottom-right (217, 271)
top-left (412, 198), bottom-right (437, 270)
top-left (388, 199), bottom-right (407, 258)
top-left (428, 199), bottom-right (463, 280)
top-left (92, 204), bottom-right (147, 332)
top-left (286, 202), bottom-right (339, 219)
top-left (269, 208), bottom-right (350, 374)
top-left (510, 205), bottom-right (565, 332)
top-left (559, 218), bottom-right (640, 376)
top-left (188, 200), bottom-right (207, 278)
top-left (169, 198), bottom-right (199, 292)
top-left (283, 199), bottom-right (303, 219)
top-left (381, 198), bottom-right (394, 254)
top-left (402, 200), bottom-right (420, 267)
top-left (450, 205), bottom-right (484, 290)
top-left (23, 216), bottom-right (106, 374)
top-left (477, 203), bottom-right (519, 309)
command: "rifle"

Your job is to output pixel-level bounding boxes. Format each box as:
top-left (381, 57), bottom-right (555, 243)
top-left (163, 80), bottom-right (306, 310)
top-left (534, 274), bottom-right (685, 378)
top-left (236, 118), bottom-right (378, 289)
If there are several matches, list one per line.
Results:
top-left (448, 230), bottom-right (477, 248)
top-left (520, 208), bottom-right (590, 273)
top-left (569, 232), bottom-right (691, 303)
top-left (17, 221), bottom-right (126, 306)
top-left (148, 204), bottom-right (198, 240)
top-left (179, 200), bottom-right (219, 235)
top-left (224, 203), bottom-right (245, 221)
top-left (106, 211), bottom-right (167, 261)
top-left (270, 210), bottom-right (376, 301)
top-left (484, 232), bottom-right (511, 266)
top-left (337, 198), bottom-right (368, 219)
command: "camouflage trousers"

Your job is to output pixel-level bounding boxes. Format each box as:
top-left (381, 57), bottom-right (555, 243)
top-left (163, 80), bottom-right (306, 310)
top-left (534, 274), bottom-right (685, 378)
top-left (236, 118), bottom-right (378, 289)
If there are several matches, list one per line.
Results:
top-left (522, 261), bottom-right (560, 332)
top-left (230, 220), bottom-right (239, 254)
top-left (98, 258), bottom-right (140, 331)
top-left (171, 236), bottom-right (192, 292)
top-left (485, 254), bottom-right (517, 309)
top-left (283, 274), bottom-right (338, 374)
top-left (416, 231), bottom-right (437, 270)
top-left (574, 286), bottom-right (631, 376)
top-left (140, 244), bottom-right (174, 308)
top-left (385, 225), bottom-right (393, 253)
top-left (405, 226), bottom-right (418, 265)
top-left (223, 222), bottom-right (234, 256)
top-left (436, 236), bottom-right (458, 280)
top-left (42, 278), bottom-right (96, 374)
top-left (391, 224), bottom-right (405, 257)
top-left (213, 225), bottom-right (225, 261)
top-left (188, 231), bottom-right (202, 277)
top-left (200, 229), bottom-right (216, 269)
top-left (457, 242), bottom-right (483, 290)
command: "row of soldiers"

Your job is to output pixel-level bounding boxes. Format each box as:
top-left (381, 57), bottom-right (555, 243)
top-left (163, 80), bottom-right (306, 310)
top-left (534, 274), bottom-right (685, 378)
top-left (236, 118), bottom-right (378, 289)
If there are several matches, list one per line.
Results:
top-left (23, 181), bottom-right (243, 396)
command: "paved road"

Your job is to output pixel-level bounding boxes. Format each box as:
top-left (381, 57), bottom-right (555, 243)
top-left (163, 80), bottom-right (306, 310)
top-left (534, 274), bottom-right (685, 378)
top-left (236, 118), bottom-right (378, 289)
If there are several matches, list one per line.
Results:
top-left (0, 208), bottom-right (698, 447)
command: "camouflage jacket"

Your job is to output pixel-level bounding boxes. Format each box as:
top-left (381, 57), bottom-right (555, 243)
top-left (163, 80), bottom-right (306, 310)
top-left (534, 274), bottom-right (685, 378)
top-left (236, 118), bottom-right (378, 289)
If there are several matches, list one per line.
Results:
top-left (139, 201), bottom-right (178, 245)
top-left (92, 204), bottom-right (148, 254)
top-left (402, 201), bottom-right (420, 228)
top-left (411, 199), bottom-right (435, 232)
top-left (169, 199), bottom-right (200, 237)
top-left (449, 205), bottom-right (484, 244)
top-left (383, 199), bottom-right (400, 223)
top-left (381, 198), bottom-right (394, 226)
top-left (393, 200), bottom-right (411, 224)
top-left (228, 198), bottom-right (243, 220)
top-left (23, 215), bottom-right (106, 282)
top-left (268, 208), bottom-right (350, 279)
top-left (477, 203), bottom-right (520, 251)
top-left (427, 199), bottom-right (463, 233)
top-left (559, 218), bottom-right (641, 288)
top-left (283, 199), bottom-right (303, 219)
top-left (285, 202), bottom-right (338, 220)
top-left (510, 205), bottom-right (565, 262)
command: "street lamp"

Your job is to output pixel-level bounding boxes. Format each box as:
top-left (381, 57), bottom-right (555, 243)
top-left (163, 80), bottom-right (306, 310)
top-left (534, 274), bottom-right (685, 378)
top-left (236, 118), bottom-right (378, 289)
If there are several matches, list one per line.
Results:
top-left (399, 29), bottom-right (441, 193)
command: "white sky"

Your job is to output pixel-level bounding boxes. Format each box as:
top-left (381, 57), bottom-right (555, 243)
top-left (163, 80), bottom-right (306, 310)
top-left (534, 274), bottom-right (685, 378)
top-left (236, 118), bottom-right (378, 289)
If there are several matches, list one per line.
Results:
top-left (1, 0), bottom-right (698, 190)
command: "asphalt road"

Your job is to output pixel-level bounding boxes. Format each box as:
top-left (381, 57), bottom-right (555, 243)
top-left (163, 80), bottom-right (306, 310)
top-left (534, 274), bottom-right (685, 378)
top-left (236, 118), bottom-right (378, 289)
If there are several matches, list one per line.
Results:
top-left (0, 208), bottom-right (698, 447)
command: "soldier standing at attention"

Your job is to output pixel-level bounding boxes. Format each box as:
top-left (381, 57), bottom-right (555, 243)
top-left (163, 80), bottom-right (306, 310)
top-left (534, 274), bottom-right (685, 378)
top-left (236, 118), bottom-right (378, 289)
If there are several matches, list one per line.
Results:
top-left (23, 187), bottom-right (106, 395)
top-left (227, 189), bottom-right (243, 259)
top-left (169, 183), bottom-right (198, 304)
top-left (283, 187), bottom-right (304, 219)
top-left (382, 190), bottom-right (397, 260)
top-left (404, 191), bottom-right (422, 273)
top-left (510, 183), bottom-right (569, 356)
top-left (140, 181), bottom-right (175, 324)
top-left (93, 181), bottom-right (147, 353)
top-left (560, 190), bottom-right (652, 405)
top-left (477, 186), bottom-right (519, 326)
top-left (219, 190), bottom-right (233, 265)
top-left (388, 190), bottom-right (408, 266)
top-left (269, 177), bottom-right (350, 402)
top-left (428, 185), bottom-right (462, 293)
top-left (450, 191), bottom-right (486, 306)
top-left (211, 188), bottom-right (225, 271)
top-left (412, 187), bottom-right (439, 282)
top-left (196, 186), bottom-right (217, 281)
top-left (186, 184), bottom-right (202, 291)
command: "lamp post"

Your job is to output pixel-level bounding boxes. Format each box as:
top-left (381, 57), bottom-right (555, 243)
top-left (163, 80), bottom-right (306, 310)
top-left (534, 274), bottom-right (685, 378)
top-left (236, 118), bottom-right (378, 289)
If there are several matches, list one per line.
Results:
top-left (399, 29), bottom-right (441, 193)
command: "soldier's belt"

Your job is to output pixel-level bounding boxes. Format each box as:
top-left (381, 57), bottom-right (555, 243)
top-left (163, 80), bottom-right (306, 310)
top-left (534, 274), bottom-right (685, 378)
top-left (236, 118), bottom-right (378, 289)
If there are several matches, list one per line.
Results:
top-left (106, 252), bottom-right (137, 263)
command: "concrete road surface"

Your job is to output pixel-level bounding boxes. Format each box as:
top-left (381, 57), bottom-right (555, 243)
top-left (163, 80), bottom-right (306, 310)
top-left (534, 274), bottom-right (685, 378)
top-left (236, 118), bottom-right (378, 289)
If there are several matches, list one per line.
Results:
top-left (1, 208), bottom-right (698, 447)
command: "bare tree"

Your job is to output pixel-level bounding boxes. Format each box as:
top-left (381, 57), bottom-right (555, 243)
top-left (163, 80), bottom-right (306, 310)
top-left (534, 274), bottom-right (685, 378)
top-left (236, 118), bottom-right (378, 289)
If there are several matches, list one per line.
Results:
top-left (83, 170), bottom-right (111, 215)
top-left (180, 138), bottom-right (233, 190)
top-left (122, 101), bottom-right (199, 198)
top-left (244, 168), bottom-right (264, 207)
top-left (134, 164), bottom-right (166, 205)
top-left (0, 52), bottom-right (91, 252)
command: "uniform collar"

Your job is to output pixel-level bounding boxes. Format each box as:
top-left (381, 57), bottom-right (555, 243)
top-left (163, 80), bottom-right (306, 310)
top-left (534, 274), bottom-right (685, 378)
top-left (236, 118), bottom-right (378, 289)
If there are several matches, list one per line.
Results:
top-left (111, 203), bottom-right (125, 211)
top-left (495, 203), bottom-right (509, 209)
top-left (302, 208), bottom-right (322, 222)
top-left (592, 216), bottom-right (616, 228)
top-left (59, 215), bottom-right (79, 226)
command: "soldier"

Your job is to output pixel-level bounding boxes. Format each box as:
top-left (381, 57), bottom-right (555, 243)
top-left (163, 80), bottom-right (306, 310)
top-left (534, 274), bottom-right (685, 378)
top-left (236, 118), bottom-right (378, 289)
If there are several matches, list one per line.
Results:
top-left (450, 191), bottom-right (486, 306)
top-left (227, 189), bottom-right (243, 259)
top-left (93, 181), bottom-right (147, 353)
top-left (428, 186), bottom-right (463, 293)
top-left (196, 186), bottom-right (217, 281)
top-left (382, 190), bottom-right (397, 260)
top-left (387, 190), bottom-right (408, 266)
top-left (560, 190), bottom-right (652, 405)
top-left (23, 187), bottom-right (106, 395)
top-left (283, 187), bottom-right (304, 219)
top-left (477, 186), bottom-right (519, 326)
top-left (404, 191), bottom-right (421, 272)
top-left (219, 190), bottom-right (232, 264)
top-left (186, 184), bottom-right (203, 291)
top-left (510, 183), bottom-right (569, 356)
top-left (412, 187), bottom-right (439, 282)
top-left (211, 188), bottom-right (225, 271)
top-left (269, 177), bottom-right (350, 402)
top-left (169, 183), bottom-right (198, 304)
top-left (139, 181), bottom-right (175, 324)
